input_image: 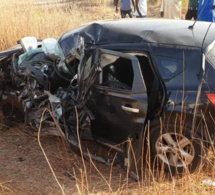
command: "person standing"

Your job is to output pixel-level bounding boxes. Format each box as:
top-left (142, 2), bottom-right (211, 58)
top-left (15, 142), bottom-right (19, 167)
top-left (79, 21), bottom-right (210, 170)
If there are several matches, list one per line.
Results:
top-left (185, 0), bottom-right (199, 20)
top-left (213, 0), bottom-right (215, 22)
top-left (160, 0), bottom-right (182, 19)
top-left (115, 0), bottom-right (135, 18)
top-left (135, 0), bottom-right (147, 18)
top-left (197, 0), bottom-right (213, 22)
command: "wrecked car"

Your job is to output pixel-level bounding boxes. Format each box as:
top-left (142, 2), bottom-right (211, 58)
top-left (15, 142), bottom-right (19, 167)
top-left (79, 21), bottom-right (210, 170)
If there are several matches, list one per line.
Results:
top-left (1, 19), bottom-right (215, 179)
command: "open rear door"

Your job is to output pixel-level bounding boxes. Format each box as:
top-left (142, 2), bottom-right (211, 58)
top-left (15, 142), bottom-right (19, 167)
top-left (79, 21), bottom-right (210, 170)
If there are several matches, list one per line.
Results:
top-left (88, 49), bottom-right (148, 144)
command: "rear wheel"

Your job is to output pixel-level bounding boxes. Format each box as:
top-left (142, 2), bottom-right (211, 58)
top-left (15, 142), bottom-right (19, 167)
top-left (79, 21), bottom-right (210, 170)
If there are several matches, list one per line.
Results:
top-left (149, 122), bottom-right (205, 175)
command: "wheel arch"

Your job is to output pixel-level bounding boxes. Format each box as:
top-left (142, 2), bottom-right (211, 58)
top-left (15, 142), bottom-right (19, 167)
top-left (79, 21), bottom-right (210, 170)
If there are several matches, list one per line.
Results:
top-left (145, 110), bottom-right (212, 147)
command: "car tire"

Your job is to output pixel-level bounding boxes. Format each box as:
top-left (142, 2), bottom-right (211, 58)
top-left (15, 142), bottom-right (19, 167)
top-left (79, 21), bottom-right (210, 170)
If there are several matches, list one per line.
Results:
top-left (149, 122), bottom-right (205, 175)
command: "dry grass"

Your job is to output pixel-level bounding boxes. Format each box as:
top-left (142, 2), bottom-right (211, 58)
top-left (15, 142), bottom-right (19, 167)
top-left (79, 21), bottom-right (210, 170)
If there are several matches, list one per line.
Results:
top-left (0, 0), bottom-right (115, 51)
top-left (0, 0), bottom-right (190, 51)
top-left (1, 123), bottom-right (215, 195)
top-left (1, 0), bottom-right (214, 195)
top-left (0, 0), bottom-right (170, 51)
top-left (0, 0), bottom-right (191, 51)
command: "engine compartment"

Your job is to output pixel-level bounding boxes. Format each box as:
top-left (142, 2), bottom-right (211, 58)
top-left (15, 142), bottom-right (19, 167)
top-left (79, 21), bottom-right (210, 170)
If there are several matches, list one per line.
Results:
top-left (0, 43), bottom-right (84, 144)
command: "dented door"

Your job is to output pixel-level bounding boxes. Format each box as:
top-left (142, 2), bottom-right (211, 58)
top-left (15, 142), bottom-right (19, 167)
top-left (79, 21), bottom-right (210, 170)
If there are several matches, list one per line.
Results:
top-left (88, 49), bottom-right (148, 144)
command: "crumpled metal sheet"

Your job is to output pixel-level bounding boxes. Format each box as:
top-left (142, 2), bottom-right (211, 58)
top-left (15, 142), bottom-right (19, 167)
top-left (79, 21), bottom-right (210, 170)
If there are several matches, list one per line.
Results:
top-left (58, 19), bottom-right (215, 58)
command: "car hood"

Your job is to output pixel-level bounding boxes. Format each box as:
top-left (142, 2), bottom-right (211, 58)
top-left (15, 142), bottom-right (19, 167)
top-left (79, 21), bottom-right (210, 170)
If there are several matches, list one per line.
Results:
top-left (0, 45), bottom-right (22, 58)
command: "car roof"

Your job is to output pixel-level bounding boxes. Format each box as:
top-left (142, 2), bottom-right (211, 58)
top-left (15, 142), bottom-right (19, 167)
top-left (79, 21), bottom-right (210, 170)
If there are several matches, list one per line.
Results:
top-left (58, 19), bottom-right (215, 57)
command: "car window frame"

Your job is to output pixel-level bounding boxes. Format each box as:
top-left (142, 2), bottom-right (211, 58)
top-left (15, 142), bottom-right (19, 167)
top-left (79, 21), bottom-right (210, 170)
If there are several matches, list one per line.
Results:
top-left (94, 49), bottom-right (147, 94)
top-left (153, 55), bottom-right (185, 81)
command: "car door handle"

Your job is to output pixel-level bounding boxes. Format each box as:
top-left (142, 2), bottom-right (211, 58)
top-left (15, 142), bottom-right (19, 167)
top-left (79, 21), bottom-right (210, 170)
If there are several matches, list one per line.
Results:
top-left (121, 105), bottom-right (139, 113)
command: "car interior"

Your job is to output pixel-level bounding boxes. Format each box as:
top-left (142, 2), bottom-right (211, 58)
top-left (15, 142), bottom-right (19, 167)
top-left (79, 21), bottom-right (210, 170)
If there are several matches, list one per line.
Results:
top-left (96, 52), bottom-right (163, 117)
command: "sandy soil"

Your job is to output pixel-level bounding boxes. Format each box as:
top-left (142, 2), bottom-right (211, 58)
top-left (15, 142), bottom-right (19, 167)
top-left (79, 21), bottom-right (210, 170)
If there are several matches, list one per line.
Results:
top-left (0, 123), bottom-right (132, 195)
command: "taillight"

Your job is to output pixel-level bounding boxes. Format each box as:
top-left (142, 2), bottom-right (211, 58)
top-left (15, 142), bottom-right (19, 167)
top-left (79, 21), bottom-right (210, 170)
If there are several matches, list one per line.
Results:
top-left (206, 93), bottom-right (215, 106)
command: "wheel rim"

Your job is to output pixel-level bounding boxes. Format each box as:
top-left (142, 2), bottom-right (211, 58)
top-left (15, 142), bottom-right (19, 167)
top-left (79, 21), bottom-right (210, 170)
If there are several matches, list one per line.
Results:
top-left (155, 133), bottom-right (195, 167)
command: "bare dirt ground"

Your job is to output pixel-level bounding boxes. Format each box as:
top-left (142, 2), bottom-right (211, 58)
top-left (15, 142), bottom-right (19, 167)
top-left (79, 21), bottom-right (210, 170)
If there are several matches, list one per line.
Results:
top-left (0, 122), bottom-right (132, 195)
top-left (0, 2), bottom-right (188, 195)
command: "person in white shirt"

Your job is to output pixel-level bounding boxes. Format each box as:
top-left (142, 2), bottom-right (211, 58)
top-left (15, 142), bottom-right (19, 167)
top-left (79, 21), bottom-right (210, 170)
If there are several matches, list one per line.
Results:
top-left (135, 0), bottom-right (147, 18)
top-left (160, 0), bottom-right (182, 19)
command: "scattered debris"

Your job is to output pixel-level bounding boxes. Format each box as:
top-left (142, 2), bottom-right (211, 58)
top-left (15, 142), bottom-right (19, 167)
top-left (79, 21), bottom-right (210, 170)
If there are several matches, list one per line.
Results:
top-left (202, 179), bottom-right (215, 187)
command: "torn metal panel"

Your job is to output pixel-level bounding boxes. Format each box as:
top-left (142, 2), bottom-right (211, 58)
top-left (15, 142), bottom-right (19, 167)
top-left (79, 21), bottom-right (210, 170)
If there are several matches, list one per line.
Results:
top-left (58, 19), bottom-right (215, 58)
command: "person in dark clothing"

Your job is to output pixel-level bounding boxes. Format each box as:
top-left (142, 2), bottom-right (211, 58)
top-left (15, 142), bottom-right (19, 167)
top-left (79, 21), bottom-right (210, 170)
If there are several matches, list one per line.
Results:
top-left (185, 0), bottom-right (199, 20)
top-left (115, 0), bottom-right (135, 18)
